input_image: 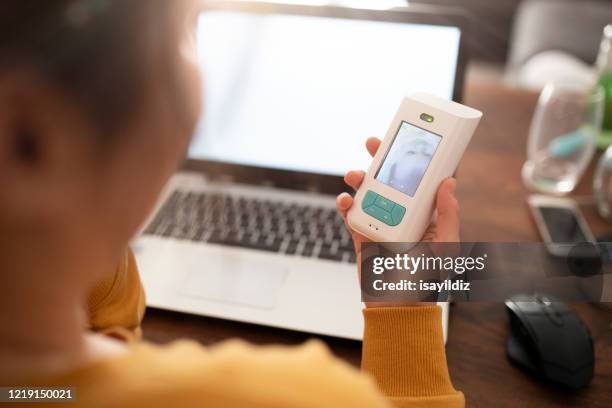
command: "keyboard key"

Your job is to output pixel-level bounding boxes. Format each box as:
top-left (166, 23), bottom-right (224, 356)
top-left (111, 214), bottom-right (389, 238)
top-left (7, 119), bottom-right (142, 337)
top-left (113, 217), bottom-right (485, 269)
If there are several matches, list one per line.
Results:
top-left (318, 247), bottom-right (343, 261)
top-left (339, 242), bottom-right (354, 252)
top-left (285, 242), bottom-right (298, 255)
top-left (302, 243), bottom-right (315, 257)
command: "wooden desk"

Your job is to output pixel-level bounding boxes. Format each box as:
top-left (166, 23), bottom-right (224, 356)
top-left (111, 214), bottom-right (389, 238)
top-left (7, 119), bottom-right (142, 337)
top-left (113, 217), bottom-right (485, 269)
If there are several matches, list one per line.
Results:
top-left (142, 83), bottom-right (612, 407)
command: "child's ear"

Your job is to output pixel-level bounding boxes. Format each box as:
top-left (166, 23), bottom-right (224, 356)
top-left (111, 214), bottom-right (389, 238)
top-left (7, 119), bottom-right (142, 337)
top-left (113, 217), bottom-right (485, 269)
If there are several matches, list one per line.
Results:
top-left (0, 69), bottom-right (97, 219)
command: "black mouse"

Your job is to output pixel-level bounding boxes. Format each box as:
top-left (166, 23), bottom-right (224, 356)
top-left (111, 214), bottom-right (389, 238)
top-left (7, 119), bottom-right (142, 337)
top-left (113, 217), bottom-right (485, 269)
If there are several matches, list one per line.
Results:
top-left (505, 294), bottom-right (594, 389)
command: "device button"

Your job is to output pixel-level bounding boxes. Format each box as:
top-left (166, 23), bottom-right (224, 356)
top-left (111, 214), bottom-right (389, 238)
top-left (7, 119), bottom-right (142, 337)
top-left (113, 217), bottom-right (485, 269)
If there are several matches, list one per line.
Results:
top-left (362, 190), bottom-right (378, 209)
top-left (364, 205), bottom-right (393, 224)
top-left (390, 204), bottom-right (406, 225)
top-left (374, 195), bottom-right (395, 212)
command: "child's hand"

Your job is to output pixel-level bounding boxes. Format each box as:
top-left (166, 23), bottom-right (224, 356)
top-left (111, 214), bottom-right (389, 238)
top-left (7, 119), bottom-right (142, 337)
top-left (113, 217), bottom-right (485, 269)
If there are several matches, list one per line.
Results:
top-left (335, 137), bottom-right (460, 307)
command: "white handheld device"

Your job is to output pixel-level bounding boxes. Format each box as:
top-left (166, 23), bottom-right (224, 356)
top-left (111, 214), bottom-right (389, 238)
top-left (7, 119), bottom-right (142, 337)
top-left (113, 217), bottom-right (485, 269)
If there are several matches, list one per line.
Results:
top-left (348, 93), bottom-right (482, 242)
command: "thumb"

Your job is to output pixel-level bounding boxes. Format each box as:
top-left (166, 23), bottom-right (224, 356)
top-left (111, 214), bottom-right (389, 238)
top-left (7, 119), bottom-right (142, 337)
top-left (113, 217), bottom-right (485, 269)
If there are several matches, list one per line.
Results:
top-left (435, 178), bottom-right (460, 242)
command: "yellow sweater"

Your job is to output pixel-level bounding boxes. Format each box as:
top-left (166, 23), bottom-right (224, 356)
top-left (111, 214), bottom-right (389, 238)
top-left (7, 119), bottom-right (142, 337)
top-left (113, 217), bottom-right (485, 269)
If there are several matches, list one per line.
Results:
top-left (15, 250), bottom-right (464, 407)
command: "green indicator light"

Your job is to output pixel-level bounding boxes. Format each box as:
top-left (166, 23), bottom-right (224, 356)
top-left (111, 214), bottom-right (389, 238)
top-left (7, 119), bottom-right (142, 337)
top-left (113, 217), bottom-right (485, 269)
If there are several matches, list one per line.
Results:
top-left (420, 113), bottom-right (434, 123)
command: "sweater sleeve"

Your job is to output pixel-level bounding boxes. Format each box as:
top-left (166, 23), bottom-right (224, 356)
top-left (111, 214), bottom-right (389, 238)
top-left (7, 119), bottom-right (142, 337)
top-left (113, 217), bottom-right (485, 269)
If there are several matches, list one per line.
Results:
top-left (362, 306), bottom-right (464, 408)
top-left (32, 307), bottom-right (463, 407)
top-left (86, 247), bottom-right (146, 341)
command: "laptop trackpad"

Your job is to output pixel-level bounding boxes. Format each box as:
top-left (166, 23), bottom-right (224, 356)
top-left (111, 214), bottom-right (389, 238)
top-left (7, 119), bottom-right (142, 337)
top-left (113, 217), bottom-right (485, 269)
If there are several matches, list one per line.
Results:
top-left (180, 254), bottom-right (288, 310)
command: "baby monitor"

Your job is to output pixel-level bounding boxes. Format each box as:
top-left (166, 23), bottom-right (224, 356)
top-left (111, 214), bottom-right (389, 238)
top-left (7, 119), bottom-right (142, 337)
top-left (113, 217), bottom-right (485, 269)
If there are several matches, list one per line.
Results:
top-left (348, 93), bottom-right (482, 242)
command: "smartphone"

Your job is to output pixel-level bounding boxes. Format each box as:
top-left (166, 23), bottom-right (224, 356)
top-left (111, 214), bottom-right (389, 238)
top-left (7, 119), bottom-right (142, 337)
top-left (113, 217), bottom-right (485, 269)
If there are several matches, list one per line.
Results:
top-left (527, 195), bottom-right (595, 256)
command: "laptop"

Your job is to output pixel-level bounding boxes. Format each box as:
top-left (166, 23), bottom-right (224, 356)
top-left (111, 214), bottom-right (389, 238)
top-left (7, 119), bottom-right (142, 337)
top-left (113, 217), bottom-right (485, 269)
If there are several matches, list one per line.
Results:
top-left (134, 0), bottom-right (468, 342)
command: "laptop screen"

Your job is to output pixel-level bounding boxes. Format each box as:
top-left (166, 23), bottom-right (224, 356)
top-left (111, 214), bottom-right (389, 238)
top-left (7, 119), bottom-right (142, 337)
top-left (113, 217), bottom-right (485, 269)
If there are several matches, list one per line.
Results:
top-left (189, 9), bottom-right (461, 176)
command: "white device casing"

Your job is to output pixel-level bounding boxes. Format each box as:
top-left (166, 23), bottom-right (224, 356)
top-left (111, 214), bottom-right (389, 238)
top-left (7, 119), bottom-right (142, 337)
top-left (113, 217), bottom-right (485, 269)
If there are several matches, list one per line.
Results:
top-left (348, 93), bottom-right (482, 242)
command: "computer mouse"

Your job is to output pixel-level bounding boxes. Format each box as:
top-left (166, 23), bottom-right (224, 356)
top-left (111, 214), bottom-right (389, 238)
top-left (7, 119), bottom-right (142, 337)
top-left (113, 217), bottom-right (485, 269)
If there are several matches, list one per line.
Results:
top-left (505, 294), bottom-right (594, 389)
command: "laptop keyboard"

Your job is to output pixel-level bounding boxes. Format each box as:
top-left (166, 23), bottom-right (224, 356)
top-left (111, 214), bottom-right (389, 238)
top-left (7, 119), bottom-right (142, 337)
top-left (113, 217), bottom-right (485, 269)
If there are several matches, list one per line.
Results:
top-left (143, 190), bottom-right (357, 263)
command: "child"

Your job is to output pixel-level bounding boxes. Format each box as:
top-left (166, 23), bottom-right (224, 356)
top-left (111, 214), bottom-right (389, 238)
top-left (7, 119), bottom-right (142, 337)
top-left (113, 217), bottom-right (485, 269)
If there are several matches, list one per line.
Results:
top-left (0, 1), bottom-right (462, 406)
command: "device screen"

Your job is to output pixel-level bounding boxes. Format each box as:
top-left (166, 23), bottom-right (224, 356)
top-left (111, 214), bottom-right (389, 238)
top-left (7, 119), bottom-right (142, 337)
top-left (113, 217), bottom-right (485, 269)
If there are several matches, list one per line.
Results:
top-left (375, 121), bottom-right (442, 197)
top-left (537, 206), bottom-right (589, 243)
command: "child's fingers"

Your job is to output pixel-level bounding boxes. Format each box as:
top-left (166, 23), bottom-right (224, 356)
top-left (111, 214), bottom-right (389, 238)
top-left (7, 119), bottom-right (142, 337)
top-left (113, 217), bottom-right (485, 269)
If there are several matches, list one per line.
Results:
top-left (343, 170), bottom-right (365, 191)
top-left (336, 192), bottom-right (353, 217)
top-left (435, 178), bottom-right (460, 242)
top-left (366, 137), bottom-right (381, 157)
